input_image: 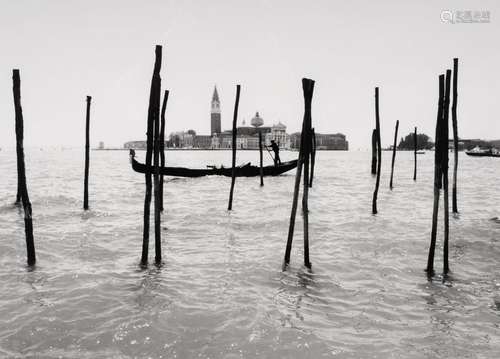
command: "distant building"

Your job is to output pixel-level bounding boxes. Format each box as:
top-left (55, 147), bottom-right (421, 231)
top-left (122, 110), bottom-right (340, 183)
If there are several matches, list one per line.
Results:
top-left (169, 131), bottom-right (194, 148)
top-left (316, 133), bottom-right (348, 150)
top-left (211, 86), bottom-right (221, 135)
top-left (290, 132), bottom-right (348, 150)
top-left (98, 141), bottom-right (105, 149)
top-left (124, 140), bottom-right (147, 150)
top-left (194, 135), bottom-right (212, 149)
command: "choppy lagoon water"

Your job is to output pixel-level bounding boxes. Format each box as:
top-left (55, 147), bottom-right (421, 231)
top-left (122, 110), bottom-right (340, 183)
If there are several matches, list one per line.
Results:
top-left (0, 149), bottom-right (499, 358)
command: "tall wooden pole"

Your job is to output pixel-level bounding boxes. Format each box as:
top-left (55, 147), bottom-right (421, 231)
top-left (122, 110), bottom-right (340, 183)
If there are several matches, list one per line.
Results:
top-left (153, 86), bottom-right (164, 265)
top-left (426, 74), bottom-right (445, 275)
top-left (159, 90), bottom-right (169, 212)
top-left (309, 127), bottom-right (316, 187)
top-left (443, 70), bottom-right (452, 274)
top-left (227, 85), bottom-right (241, 211)
top-left (389, 120), bottom-right (399, 190)
top-left (83, 96), bottom-right (91, 210)
top-left (283, 78), bottom-right (314, 269)
top-left (283, 122), bottom-right (305, 269)
top-left (371, 129), bottom-right (377, 175)
top-left (258, 131), bottom-right (264, 186)
top-left (302, 79), bottom-right (314, 268)
top-left (141, 45), bottom-right (162, 266)
top-left (413, 126), bottom-right (417, 181)
top-left (13, 69), bottom-right (35, 266)
top-left (372, 87), bottom-right (382, 215)
top-left (452, 58), bottom-right (459, 213)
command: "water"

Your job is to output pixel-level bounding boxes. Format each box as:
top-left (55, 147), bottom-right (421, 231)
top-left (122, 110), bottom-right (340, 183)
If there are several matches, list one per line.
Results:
top-left (0, 149), bottom-right (499, 358)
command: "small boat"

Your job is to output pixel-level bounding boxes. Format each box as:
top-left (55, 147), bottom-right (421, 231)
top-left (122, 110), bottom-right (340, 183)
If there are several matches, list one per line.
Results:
top-left (129, 149), bottom-right (298, 177)
top-left (465, 146), bottom-right (500, 157)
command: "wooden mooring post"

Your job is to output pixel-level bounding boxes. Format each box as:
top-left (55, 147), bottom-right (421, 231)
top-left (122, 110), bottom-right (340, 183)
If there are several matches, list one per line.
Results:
top-left (413, 126), bottom-right (417, 181)
top-left (309, 128), bottom-right (316, 187)
top-left (283, 78), bottom-right (315, 270)
top-left (227, 84), bottom-right (241, 211)
top-left (451, 58), bottom-right (459, 213)
top-left (153, 89), bottom-right (164, 265)
top-left (389, 120), bottom-right (399, 190)
top-left (442, 70), bottom-right (452, 274)
top-left (13, 69), bottom-right (36, 266)
top-left (371, 129), bottom-right (377, 175)
top-left (426, 70), bottom-right (451, 276)
top-left (258, 131), bottom-right (264, 186)
top-left (427, 74), bottom-right (444, 276)
top-left (159, 90), bottom-right (169, 212)
top-left (372, 87), bottom-right (382, 215)
top-left (83, 96), bottom-right (91, 210)
top-left (141, 45), bottom-right (162, 266)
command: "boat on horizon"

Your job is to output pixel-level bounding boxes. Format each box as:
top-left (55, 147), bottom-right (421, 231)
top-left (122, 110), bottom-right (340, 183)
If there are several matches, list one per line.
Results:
top-left (465, 146), bottom-right (500, 157)
top-left (129, 149), bottom-right (298, 177)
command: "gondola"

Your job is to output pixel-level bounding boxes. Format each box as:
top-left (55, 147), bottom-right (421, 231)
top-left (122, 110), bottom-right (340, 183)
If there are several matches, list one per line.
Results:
top-left (129, 149), bottom-right (298, 177)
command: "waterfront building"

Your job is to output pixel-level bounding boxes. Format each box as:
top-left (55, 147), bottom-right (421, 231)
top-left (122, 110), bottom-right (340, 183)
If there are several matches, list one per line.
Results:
top-left (290, 132), bottom-right (348, 150)
top-left (124, 140), bottom-right (147, 150)
top-left (167, 131), bottom-right (194, 148)
top-left (193, 135), bottom-right (212, 149)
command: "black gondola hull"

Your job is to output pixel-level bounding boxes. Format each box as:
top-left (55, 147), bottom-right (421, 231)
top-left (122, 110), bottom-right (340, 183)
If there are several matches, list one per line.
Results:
top-left (465, 152), bottom-right (500, 157)
top-left (130, 154), bottom-right (298, 177)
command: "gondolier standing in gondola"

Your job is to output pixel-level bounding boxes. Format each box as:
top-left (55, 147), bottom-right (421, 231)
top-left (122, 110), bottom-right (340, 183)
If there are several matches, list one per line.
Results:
top-left (266, 140), bottom-right (281, 166)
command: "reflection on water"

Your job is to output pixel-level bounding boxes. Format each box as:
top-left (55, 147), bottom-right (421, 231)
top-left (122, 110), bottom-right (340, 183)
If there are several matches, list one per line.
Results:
top-left (0, 149), bottom-right (499, 358)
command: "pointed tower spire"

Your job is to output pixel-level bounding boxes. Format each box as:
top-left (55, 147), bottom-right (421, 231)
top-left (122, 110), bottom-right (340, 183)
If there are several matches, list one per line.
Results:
top-left (211, 85), bottom-right (221, 135)
top-left (212, 86), bottom-right (220, 103)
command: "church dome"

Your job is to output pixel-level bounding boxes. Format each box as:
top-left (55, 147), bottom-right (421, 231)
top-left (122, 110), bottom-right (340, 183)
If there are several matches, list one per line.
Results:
top-left (251, 112), bottom-right (264, 127)
top-left (273, 122), bottom-right (286, 130)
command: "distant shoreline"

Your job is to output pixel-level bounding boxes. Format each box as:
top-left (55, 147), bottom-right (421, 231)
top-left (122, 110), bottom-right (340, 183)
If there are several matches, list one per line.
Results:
top-left (92, 148), bottom-right (349, 152)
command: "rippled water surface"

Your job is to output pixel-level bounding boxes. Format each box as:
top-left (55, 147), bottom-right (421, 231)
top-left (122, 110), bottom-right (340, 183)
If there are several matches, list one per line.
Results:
top-left (1, 149), bottom-right (499, 358)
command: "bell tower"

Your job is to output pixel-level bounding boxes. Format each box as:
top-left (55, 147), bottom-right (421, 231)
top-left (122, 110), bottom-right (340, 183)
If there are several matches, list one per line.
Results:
top-left (211, 86), bottom-right (221, 135)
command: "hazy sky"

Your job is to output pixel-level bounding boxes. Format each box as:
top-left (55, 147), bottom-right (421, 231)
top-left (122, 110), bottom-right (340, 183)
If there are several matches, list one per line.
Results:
top-left (1, 0), bottom-right (499, 149)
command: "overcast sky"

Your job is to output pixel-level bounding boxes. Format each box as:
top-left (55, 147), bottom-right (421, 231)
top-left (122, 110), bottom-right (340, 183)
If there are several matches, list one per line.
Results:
top-left (0, 0), bottom-right (499, 149)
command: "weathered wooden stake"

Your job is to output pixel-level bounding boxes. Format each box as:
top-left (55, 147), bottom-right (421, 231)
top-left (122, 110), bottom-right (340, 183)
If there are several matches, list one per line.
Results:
top-left (309, 128), bottom-right (316, 187)
top-left (83, 96), bottom-right (91, 210)
top-left (141, 45), bottom-right (162, 266)
top-left (413, 126), bottom-right (417, 181)
top-left (13, 69), bottom-right (35, 266)
top-left (302, 79), bottom-right (314, 268)
top-left (443, 70), bottom-right (452, 274)
top-left (426, 74), bottom-right (445, 275)
top-left (159, 90), bottom-right (169, 212)
top-left (372, 87), bottom-right (382, 214)
top-left (452, 58), bottom-right (459, 213)
top-left (227, 85), bottom-right (241, 211)
top-left (389, 120), bottom-right (399, 189)
top-left (283, 125), bottom-right (305, 269)
top-left (283, 78), bottom-right (315, 270)
top-left (153, 87), bottom-right (164, 265)
top-left (371, 129), bottom-right (377, 175)
top-left (258, 131), bottom-right (264, 186)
